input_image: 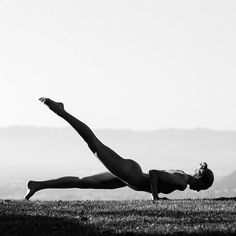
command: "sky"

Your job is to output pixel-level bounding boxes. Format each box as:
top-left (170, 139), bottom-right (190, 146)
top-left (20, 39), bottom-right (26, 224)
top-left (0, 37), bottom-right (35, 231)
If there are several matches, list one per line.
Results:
top-left (0, 0), bottom-right (236, 130)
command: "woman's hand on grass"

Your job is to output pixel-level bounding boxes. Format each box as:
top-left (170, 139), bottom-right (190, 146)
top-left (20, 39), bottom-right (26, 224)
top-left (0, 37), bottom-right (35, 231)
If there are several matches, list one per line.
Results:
top-left (152, 197), bottom-right (169, 203)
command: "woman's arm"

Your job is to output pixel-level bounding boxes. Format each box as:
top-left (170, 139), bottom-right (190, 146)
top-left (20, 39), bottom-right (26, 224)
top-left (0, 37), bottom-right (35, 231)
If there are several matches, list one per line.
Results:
top-left (149, 170), bottom-right (159, 201)
top-left (149, 169), bottom-right (187, 202)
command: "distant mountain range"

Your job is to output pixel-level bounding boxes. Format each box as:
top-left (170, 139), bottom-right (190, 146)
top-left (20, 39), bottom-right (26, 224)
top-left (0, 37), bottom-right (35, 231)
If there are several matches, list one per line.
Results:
top-left (212, 170), bottom-right (236, 194)
top-left (0, 126), bottom-right (235, 200)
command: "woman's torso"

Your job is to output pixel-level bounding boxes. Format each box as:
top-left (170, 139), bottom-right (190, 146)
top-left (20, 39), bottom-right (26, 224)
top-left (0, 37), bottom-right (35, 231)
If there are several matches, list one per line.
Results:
top-left (128, 169), bottom-right (188, 194)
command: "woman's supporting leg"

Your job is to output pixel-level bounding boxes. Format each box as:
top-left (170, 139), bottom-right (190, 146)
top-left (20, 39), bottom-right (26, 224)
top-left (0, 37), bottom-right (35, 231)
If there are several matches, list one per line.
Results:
top-left (25, 172), bottom-right (127, 200)
top-left (39, 98), bottom-right (148, 187)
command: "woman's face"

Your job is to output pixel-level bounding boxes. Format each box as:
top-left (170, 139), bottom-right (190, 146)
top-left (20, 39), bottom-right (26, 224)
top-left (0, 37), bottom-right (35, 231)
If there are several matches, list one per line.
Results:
top-left (189, 179), bottom-right (204, 192)
top-left (189, 168), bottom-right (205, 191)
top-left (190, 165), bottom-right (214, 191)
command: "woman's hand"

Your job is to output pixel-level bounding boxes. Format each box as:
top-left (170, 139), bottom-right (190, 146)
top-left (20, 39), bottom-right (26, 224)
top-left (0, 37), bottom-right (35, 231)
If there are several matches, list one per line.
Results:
top-left (152, 197), bottom-right (169, 203)
top-left (152, 198), bottom-right (159, 203)
top-left (160, 197), bottom-right (169, 200)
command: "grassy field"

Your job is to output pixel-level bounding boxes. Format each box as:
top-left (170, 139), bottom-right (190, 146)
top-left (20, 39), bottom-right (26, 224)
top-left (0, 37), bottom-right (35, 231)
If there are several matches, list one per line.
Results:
top-left (0, 198), bottom-right (236, 235)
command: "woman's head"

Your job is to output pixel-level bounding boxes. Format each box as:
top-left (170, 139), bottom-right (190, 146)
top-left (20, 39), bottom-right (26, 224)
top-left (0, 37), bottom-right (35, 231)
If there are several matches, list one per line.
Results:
top-left (189, 162), bottom-right (214, 191)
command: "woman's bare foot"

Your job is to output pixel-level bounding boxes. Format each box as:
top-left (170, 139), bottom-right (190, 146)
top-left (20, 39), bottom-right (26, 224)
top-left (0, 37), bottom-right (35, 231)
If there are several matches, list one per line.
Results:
top-left (25, 181), bottom-right (41, 200)
top-left (39, 97), bottom-right (65, 115)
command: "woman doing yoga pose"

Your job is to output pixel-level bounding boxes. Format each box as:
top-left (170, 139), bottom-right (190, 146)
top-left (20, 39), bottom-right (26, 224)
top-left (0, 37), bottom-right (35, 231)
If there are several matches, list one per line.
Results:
top-left (25, 98), bottom-right (214, 201)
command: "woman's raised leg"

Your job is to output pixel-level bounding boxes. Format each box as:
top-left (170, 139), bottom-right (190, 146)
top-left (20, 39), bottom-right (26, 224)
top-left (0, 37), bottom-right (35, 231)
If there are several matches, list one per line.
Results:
top-left (25, 172), bottom-right (127, 200)
top-left (39, 98), bottom-right (148, 187)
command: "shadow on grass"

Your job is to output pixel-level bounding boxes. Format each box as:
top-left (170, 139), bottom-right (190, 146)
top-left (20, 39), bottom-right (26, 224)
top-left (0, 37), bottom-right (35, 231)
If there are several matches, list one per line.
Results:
top-left (0, 214), bottom-right (108, 236)
top-left (102, 208), bottom-right (236, 224)
top-left (0, 212), bottom-right (235, 236)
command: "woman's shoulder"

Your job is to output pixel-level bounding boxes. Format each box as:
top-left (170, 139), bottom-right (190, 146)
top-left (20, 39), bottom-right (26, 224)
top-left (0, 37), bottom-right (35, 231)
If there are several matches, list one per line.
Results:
top-left (167, 169), bottom-right (186, 175)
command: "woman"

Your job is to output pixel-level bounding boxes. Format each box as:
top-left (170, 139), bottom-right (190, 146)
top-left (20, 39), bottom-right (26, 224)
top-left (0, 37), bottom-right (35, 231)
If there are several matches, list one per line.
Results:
top-left (25, 98), bottom-right (214, 201)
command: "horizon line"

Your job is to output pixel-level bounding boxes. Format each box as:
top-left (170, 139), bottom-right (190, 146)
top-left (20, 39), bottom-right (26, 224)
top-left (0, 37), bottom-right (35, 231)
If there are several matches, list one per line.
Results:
top-left (1, 125), bottom-right (236, 132)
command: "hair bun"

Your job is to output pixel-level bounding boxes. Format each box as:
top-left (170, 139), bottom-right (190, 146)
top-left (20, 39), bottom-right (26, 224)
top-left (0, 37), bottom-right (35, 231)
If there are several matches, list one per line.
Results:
top-left (200, 162), bottom-right (208, 169)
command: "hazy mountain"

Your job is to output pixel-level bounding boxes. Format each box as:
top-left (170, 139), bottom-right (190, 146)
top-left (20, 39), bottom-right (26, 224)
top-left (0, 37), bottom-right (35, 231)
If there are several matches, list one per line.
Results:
top-left (0, 126), bottom-right (236, 200)
top-left (209, 170), bottom-right (236, 197)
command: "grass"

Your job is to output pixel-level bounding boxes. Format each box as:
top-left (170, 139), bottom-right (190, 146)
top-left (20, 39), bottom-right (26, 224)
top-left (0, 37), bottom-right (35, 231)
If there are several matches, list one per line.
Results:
top-left (0, 198), bottom-right (236, 235)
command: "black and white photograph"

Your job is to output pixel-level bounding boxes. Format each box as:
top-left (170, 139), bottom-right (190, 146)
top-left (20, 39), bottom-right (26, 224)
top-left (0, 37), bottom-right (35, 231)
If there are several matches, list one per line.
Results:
top-left (0, 0), bottom-right (236, 235)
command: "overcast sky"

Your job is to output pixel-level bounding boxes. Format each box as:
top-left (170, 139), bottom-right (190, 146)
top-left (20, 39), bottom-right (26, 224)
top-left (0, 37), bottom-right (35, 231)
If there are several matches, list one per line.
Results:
top-left (1, 0), bottom-right (235, 130)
